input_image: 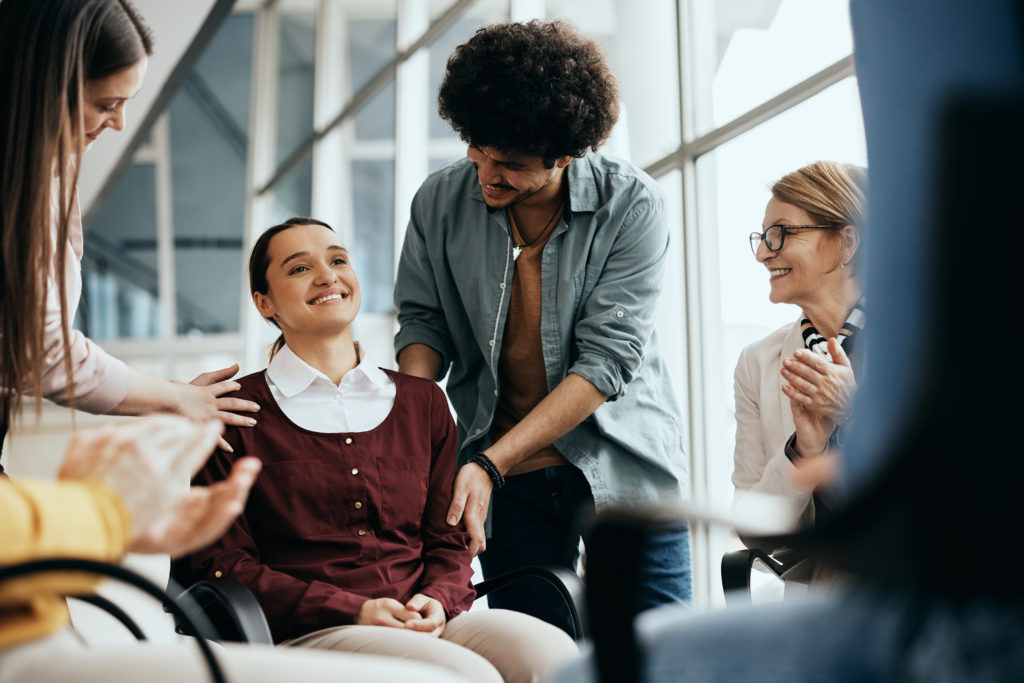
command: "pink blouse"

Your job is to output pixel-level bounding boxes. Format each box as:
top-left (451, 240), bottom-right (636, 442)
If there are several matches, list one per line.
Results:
top-left (37, 179), bottom-right (130, 412)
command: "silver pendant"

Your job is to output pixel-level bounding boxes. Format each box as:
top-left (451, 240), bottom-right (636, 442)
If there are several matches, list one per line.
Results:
top-left (512, 245), bottom-right (522, 261)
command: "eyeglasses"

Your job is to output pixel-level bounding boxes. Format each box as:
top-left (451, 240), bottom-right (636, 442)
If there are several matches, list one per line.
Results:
top-left (749, 224), bottom-right (841, 256)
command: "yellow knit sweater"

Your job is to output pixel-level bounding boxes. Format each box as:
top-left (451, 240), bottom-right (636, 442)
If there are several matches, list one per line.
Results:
top-left (0, 478), bottom-right (130, 648)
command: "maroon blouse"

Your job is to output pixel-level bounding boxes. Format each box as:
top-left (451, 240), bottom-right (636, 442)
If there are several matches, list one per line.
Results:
top-left (189, 370), bottom-right (475, 643)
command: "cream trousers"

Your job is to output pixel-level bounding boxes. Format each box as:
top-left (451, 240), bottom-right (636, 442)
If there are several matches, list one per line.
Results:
top-left (0, 628), bottom-right (470, 683)
top-left (284, 608), bottom-right (579, 683)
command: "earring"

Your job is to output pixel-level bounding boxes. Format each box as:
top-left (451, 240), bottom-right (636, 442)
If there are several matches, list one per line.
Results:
top-left (841, 261), bottom-right (848, 269)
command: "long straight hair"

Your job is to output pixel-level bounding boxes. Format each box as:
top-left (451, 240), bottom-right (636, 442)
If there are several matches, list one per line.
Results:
top-left (0, 0), bottom-right (153, 430)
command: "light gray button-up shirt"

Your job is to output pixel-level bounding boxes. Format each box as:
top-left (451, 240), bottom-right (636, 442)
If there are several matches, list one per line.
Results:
top-left (394, 152), bottom-right (686, 507)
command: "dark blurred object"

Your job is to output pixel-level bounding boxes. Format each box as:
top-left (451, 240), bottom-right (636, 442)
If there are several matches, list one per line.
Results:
top-left (720, 547), bottom-right (810, 604)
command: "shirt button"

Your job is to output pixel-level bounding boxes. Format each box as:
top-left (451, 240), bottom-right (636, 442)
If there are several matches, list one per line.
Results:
top-left (345, 437), bottom-right (353, 445)
top-left (351, 467), bottom-right (359, 475)
top-left (499, 282), bottom-right (506, 290)
top-left (474, 428), bottom-right (483, 435)
top-left (357, 529), bottom-right (366, 536)
top-left (354, 501), bottom-right (363, 509)
top-left (214, 571), bottom-right (223, 579)
top-left (488, 339), bottom-right (495, 347)
top-left (616, 310), bottom-right (624, 318)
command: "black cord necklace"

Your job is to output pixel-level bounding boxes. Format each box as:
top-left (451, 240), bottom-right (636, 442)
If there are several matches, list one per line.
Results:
top-left (507, 200), bottom-right (563, 261)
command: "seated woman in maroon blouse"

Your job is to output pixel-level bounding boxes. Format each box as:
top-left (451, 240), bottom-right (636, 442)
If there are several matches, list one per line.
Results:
top-left (189, 218), bottom-right (577, 682)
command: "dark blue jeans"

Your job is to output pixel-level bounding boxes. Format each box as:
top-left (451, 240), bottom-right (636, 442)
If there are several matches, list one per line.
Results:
top-left (479, 465), bottom-right (692, 638)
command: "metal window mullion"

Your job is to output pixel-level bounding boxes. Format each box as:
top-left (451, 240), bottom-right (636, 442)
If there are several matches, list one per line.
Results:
top-left (675, 0), bottom-right (715, 609)
top-left (241, 5), bottom-right (281, 373)
top-left (508, 0), bottom-right (544, 21)
top-left (255, 0), bottom-right (475, 197)
top-left (645, 53), bottom-right (856, 180)
top-left (312, 0), bottom-right (350, 235)
top-left (394, 0), bottom-right (430, 285)
top-left (152, 114), bottom-right (177, 348)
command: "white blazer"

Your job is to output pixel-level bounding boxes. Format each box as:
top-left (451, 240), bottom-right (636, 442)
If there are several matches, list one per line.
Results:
top-left (731, 318), bottom-right (816, 527)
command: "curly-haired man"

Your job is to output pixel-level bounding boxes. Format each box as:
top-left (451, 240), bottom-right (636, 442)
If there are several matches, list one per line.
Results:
top-left (395, 19), bottom-right (691, 635)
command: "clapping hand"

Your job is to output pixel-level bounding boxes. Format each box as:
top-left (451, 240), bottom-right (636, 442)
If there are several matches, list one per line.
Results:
top-left (780, 338), bottom-right (856, 423)
top-left (58, 415), bottom-right (260, 557)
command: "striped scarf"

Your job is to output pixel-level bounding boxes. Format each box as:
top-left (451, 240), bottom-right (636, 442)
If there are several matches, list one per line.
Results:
top-left (800, 299), bottom-right (866, 360)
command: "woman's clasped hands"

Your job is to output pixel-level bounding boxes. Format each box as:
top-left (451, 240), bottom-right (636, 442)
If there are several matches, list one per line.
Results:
top-left (355, 593), bottom-right (447, 638)
top-left (781, 337), bottom-right (856, 459)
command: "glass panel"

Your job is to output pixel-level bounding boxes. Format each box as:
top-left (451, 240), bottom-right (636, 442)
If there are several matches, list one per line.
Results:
top-left (428, 17), bottom-right (485, 140)
top-left (519, 0), bottom-right (680, 168)
top-left (697, 0), bottom-right (854, 130)
top-left (80, 164), bottom-right (161, 340)
top-left (696, 78), bottom-right (866, 546)
top-left (349, 18), bottom-right (397, 140)
top-left (277, 12), bottom-right (316, 164)
top-left (271, 164), bottom-right (314, 223)
top-left (170, 13), bottom-right (254, 335)
top-left (351, 160), bottom-right (395, 314)
top-left (270, 11), bottom-right (315, 221)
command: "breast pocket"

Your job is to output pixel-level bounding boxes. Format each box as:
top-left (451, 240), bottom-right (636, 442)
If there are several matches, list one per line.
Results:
top-left (251, 461), bottom-right (337, 539)
top-left (377, 457), bottom-right (430, 533)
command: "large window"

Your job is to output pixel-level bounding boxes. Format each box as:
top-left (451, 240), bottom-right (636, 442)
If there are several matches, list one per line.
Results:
top-left (84, 0), bottom-right (864, 607)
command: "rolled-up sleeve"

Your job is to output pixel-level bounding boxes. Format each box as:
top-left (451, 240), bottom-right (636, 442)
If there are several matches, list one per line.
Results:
top-left (394, 189), bottom-right (456, 380)
top-left (569, 195), bottom-right (668, 400)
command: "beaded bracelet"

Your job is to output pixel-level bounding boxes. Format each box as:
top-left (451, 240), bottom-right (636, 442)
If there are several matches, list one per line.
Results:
top-left (468, 452), bottom-right (506, 489)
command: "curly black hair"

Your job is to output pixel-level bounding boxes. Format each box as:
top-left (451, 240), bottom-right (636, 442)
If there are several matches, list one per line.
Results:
top-left (438, 20), bottom-right (620, 167)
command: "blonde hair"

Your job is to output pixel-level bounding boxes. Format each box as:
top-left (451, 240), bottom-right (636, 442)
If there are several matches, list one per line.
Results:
top-left (772, 161), bottom-right (867, 230)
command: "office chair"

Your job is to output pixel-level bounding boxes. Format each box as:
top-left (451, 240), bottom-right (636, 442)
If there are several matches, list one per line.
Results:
top-left (167, 557), bottom-right (588, 645)
top-left (719, 546), bottom-right (807, 603)
top-left (0, 558), bottom-right (229, 683)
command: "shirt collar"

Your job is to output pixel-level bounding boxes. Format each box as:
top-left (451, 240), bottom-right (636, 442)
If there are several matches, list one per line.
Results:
top-left (267, 342), bottom-right (390, 397)
top-left (469, 152), bottom-right (601, 221)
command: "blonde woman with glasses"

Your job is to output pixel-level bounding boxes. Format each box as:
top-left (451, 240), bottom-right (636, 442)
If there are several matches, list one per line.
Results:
top-left (733, 161), bottom-right (867, 552)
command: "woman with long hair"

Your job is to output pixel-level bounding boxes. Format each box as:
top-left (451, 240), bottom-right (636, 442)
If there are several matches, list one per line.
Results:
top-left (0, 2), bottom-right (466, 680)
top-left (0, 0), bottom-right (258, 472)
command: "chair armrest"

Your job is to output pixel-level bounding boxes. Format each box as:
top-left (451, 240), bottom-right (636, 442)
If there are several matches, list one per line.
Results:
top-left (176, 580), bottom-right (273, 645)
top-left (474, 565), bottom-right (588, 641)
top-left (722, 546), bottom-right (813, 605)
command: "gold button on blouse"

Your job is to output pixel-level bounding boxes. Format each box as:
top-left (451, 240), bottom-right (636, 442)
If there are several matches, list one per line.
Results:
top-left (351, 468), bottom-right (359, 475)
top-left (354, 501), bottom-right (363, 509)
top-left (357, 529), bottom-right (366, 536)
top-left (214, 570), bottom-right (223, 579)
top-left (345, 437), bottom-right (353, 445)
